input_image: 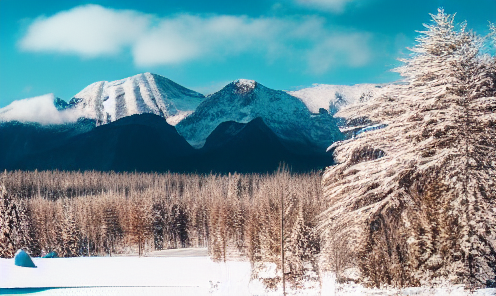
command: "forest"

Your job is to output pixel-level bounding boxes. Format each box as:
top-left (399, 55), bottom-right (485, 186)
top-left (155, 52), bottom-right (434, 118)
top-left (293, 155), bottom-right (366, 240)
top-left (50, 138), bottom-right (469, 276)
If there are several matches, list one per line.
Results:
top-left (0, 169), bottom-right (325, 288)
top-left (1, 8), bottom-right (495, 291)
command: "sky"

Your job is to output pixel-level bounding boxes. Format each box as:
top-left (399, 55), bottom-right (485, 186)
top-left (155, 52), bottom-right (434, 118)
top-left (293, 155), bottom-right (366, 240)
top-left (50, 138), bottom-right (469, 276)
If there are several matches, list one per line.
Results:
top-left (0, 0), bottom-right (495, 108)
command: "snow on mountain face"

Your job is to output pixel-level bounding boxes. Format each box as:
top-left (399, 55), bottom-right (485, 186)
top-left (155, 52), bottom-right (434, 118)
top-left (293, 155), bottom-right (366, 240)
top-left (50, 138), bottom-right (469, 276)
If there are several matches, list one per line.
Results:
top-left (233, 79), bottom-right (256, 94)
top-left (69, 73), bottom-right (205, 126)
top-left (288, 83), bottom-right (384, 114)
top-left (176, 79), bottom-right (344, 151)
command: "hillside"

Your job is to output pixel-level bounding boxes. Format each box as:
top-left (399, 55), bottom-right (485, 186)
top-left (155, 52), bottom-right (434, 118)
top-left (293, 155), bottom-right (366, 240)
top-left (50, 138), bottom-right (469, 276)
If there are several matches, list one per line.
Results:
top-left (288, 83), bottom-right (383, 114)
top-left (196, 118), bottom-right (334, 173)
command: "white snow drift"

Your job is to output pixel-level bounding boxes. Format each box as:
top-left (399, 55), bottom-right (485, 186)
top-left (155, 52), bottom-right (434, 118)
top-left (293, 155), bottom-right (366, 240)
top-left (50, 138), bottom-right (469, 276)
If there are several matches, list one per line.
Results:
top-left (0, 257), bottom-right (493, 296)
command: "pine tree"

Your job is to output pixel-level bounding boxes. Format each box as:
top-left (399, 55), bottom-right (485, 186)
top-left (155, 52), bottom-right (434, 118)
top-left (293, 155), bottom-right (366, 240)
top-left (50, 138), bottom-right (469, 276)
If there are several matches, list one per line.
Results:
top-left (0, 181), bottom-right (16, 258)
top-left (0, 183), bottom-right (40, 258)
top-left (285, 204), bottom-right (312, 287)
top-left (102, 200), bottom-right (122, 256)
top-left (16, 200), bottom-right (41, 257)
top-left (62, 202), bottom-right (80, 257)
top-left (395, 9), bottom-right (464, 90)
top-left (151, 200), bottom-right (165, 250)
top-left (129, 198), bottom-right (151, 257)
top-left (320, 9), bottom-right (496, 288)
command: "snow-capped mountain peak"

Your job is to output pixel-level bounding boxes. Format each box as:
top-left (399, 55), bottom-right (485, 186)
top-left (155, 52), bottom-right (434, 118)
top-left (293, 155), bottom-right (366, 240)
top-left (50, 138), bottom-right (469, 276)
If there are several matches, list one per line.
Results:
top-left (67, 73), bottom-right (205, 126)
top-left (233, 79), bottom-right (256, 94)
top-left (176, 80), bottom-right (343, 151)
top-left (288, 83), bottom-right (385, 114)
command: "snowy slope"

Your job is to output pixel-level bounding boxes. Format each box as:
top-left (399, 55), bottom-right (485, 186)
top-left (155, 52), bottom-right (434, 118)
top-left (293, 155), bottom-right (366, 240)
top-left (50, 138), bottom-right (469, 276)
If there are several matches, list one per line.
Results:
top-left (1, 257), bottom-right (494, 296)
top-left (176, 79), bottom-right (343, 151)
top-left (288, 83), bottom-right (384, 114)
top-left (68, 73), bottom-right (205, 126)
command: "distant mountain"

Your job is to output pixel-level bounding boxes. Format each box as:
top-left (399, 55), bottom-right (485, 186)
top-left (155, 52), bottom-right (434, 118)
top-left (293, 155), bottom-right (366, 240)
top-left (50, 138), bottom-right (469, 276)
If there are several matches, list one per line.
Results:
top-left (288, 83), bottom-right (384, 115)
top-left (67, 72), bottom-right (205, 126)
top-left (0, 74), bottom-right (351, 173)
top-left (15, 114), bottom-right (197, 172)
top-left (0, 114), bottom-right (333, 173)
top-left (196, 118), bottom-right (334, 173)
top-left (0, 119), bottom-right (95, 170)
top-left (176, 79), bottom-right (343, 152)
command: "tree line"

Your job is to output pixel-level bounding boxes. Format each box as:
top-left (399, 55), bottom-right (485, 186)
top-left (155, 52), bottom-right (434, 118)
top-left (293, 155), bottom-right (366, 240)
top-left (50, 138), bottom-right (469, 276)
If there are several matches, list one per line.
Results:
top-left (0, 169), bottom-right (325, 288)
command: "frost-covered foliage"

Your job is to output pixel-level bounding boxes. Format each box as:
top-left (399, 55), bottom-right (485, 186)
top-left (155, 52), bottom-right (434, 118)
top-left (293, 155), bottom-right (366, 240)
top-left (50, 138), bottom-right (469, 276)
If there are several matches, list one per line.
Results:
top-left (1, 170), bottom-right (325, 288)
top-left (320, 9), bottom-right (496, 288)
top-left (0, 177), bottom-right (40, 258)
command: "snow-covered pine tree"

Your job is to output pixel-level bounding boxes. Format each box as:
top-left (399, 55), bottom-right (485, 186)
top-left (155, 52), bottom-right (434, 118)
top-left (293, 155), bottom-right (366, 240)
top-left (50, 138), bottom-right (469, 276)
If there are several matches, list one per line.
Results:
top-left (16, 200), bottom-right (41, 257)
top-left (0, 181), bottom-right (16, 258)
top-left (102, 198), bottom-right (123, 256)
top-left (320, 9), bottom-right (496, 288)
top-left (0, 182), bottom-right (40, 258)
top-left (285, 201), bottom-right (319, 288)
top-left (395, 8), bottom-right (463, 90)
top-left (62, 201), bottom-right (80, 257)
top-left (151, 200), bottom-right (165, 251)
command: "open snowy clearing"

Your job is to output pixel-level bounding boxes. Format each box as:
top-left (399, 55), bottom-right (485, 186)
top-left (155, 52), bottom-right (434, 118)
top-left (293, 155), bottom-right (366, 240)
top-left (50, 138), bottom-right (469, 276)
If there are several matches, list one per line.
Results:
top-left (1, 256), bottom-right (495, 296)
top-left (113, 247), bottom-right (208, 257)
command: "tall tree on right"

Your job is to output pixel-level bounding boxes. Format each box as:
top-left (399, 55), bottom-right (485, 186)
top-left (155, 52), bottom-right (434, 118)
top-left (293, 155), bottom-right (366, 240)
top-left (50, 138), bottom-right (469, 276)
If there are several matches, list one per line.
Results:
top-left (320, 9), bottom-right (496, 288)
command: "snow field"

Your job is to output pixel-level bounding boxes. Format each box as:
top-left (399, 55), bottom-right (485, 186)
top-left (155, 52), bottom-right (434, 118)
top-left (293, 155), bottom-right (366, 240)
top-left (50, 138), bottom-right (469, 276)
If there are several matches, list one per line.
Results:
top-left (1, 257), bottom-right (494, 296)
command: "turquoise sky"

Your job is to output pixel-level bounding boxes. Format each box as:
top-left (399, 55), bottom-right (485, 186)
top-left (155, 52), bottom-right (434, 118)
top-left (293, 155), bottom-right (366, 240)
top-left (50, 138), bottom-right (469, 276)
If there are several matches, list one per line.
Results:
top-left (1, 0), bottom-right (495, 107)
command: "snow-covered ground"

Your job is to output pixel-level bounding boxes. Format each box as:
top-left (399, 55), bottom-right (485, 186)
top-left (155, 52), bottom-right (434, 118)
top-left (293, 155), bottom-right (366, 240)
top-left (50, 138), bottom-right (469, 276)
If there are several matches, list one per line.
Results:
top-left (1, 255), bottom-right (494, 296)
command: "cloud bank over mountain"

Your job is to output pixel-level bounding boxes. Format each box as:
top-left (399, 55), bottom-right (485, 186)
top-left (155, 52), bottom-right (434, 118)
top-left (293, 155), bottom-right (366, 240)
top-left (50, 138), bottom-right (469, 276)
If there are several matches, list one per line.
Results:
top-left (0, 94), bottom-right (82, 125)
top-left (19, 4), bottom-right (372, 73)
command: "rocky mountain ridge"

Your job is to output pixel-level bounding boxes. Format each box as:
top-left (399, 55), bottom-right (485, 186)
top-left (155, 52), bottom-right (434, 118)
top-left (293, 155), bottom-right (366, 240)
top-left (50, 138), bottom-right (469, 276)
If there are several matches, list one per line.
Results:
top-left (66, 72), bottom-right (205, 126)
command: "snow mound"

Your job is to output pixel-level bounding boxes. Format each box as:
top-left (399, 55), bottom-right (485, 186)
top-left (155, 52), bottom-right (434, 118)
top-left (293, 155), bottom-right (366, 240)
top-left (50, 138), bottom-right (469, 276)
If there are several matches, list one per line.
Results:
top-left (1, 257), bottom-right (493, 295)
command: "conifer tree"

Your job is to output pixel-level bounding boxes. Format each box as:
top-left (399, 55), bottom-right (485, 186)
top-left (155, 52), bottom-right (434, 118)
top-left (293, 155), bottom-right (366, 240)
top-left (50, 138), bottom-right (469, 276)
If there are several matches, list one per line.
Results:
top-left (62, 202), bottom-right (80, 257)
top-left (0, 182), bottom-right (16, 258)
top-left (129, 198), bottom-right (151, 256)
top-left (320, 9), bottom-right (496, 288)
top-left (151, 200), bottom-right (165, 250)
top-left (102, 200), bottom-right (122, 256)
top-left (395, 9), bottom-right (462, 89)
top-left (0, 183), bottom-right (40, 257)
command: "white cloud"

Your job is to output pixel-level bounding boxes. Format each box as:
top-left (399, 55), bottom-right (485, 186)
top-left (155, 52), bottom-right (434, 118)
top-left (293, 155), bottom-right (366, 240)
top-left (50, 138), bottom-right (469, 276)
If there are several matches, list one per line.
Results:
top-left (295, 0), bottom-right (355, 13)
top-left (133, 15), bottom-right (286, 66)
top-left (0, 94), bottom-right (82, 125)
top-left (307, 33), bottom-right (372, 74)
top-left (19, 5), bottom-right (150, 57)
top-left (18, 5), bottom-right (373, 74)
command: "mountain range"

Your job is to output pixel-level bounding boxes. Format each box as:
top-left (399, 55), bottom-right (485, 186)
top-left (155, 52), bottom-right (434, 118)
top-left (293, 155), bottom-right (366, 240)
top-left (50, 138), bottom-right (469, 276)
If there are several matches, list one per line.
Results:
top-left (0, 73), bottom-right (378, 173)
